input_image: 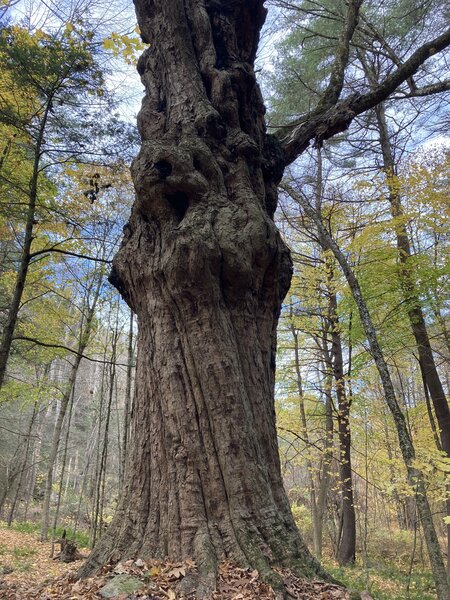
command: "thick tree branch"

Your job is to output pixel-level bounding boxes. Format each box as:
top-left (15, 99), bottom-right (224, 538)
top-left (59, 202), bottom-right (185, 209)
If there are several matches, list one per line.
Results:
top-left (359, 49), bottom-right (450, 103)
top-left (278, 26), bottom-right (450, 166)
top-left (316, 0), bottom-right (362, 111)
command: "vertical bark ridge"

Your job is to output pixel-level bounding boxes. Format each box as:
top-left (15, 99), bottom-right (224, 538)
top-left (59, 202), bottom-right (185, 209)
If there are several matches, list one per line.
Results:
top-left (163, 299), bottom-right (244, 563)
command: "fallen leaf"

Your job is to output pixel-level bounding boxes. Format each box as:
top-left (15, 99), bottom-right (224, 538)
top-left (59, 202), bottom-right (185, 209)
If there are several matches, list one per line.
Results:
top-left (149, 565), bottom-right (162, 577)
top-left (167, 566), bottom-right (186, 579)
top-left (113, 562), bottom-right (128, 574)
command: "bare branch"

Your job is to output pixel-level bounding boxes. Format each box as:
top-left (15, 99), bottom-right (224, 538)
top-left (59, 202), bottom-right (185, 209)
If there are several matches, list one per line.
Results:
top-left (12, 336), bottom-right (133, 368)
top-left (30, 247), bottom-right (112, 264)
top-left (358, 13), bottom-right (418, 92)
top-left (394, 80), bottom-right (450, 97)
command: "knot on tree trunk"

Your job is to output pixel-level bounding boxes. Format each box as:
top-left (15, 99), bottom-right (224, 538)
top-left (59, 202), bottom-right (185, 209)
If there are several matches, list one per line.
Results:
top-left (132, 141), bottom-right (210, 212)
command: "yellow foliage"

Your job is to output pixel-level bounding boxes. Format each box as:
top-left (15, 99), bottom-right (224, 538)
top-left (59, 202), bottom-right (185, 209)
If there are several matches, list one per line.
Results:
top-left (102, 31), bottom-right (145, 65)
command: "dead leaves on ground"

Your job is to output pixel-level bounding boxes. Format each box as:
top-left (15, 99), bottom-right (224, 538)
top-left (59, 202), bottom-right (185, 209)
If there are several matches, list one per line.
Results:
top-left (212, 564), bottom-right (351, 599)
top-left (0, 525), bottom-right (351, 599)
top-left (0, 525), bottom-right (86, 598)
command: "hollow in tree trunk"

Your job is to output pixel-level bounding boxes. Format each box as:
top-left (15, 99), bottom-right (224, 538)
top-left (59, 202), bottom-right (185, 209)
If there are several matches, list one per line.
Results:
top-left (79, 0), bottom-right (330, 594)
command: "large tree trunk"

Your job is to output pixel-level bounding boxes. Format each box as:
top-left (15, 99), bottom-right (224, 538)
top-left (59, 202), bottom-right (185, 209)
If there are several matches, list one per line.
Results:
top-left (79, 0), bottom-right (329, 594)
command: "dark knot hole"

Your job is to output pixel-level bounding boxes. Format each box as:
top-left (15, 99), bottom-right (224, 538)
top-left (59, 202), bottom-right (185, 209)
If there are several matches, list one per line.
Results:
top-left (154, 160), bottom-right (172, 179)
top-left (167, 191), bottom-right (189, 222)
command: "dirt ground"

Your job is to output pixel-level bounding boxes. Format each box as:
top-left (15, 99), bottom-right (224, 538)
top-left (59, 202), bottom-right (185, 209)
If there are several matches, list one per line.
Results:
top-left (0, 524), bottom-right (352, 599)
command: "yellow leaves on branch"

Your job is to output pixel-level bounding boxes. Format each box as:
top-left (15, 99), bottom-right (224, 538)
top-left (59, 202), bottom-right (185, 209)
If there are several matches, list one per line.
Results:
top-left (102, 26), bottom-right (145, 65)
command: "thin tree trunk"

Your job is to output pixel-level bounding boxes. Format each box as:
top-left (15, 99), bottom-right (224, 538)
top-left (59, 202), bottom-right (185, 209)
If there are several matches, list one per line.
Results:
top-left (382, 413), bottom-right (409, 530)
top-left (120, 309), bottom-right (134, 489)
top-left (314, 143), bottom-right (356, 564)
top-left (41, 357), bottom-right (81, 541)
top-left (93, 319), bottom-right (118, 546)
top-left (376, 104), bottom-right (449, 450)
top-left (24, 401), bottom-right (48, 520)
top-left (290, 188), bottom-right (449, 600)
top-left (7, 402), bottom-right (38, 525)
top-left (290, 320), bottom-right (321, 558)
top-left (316, 356), bottom-right (334, 561)
top-left (91, 347), bottom-right (108, 546)
top-left (0, 439), bottom-right (24, 516)
top-left (50, 387), bottom-right (76, 555)
top-left (74, 434), bottom-right (96, 538)
top-left (376, 103), bottom-right (450, 575)
top-left (321, 324), bottom-right (346, 559)
top-left (64, 456), bottom-right (72, 501)
top-left (327, 278), bottom-right (356, 566)
top-left (41, 275), bottom-right (102, 540)
top-left (421, 365), bottom-right (443, 453)
top-left (0, 101), bottom-right (52, 388)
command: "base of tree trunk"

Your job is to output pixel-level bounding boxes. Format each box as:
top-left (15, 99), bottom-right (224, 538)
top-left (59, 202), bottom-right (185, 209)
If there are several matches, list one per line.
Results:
top-left (78, 508), bottom-right (336, 598)
top-left (77, 303), bottom-right (337, 598)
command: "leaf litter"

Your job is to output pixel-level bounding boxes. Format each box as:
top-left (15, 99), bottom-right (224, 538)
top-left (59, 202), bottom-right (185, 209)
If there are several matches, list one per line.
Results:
top-left (0, 526), bottom-right (351, 599)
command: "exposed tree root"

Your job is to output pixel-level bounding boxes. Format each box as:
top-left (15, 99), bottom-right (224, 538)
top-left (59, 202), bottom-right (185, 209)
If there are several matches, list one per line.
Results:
top-left (78, 507), bottom-right (348, 599)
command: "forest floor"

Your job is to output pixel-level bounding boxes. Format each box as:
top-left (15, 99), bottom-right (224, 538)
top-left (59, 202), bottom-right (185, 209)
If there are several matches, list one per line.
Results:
top-left (0, 523), bottom-right (353, 599)
top-left (0, 522), bottom-right (438, 599)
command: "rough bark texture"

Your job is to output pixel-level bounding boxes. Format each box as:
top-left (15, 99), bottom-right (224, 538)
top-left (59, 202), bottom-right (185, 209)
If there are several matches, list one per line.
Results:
top-left (79, 0), bottom-right (328, 594)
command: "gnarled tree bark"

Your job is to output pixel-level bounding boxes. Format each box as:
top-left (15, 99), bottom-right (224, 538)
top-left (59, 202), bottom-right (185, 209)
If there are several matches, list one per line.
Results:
top-left (79, 0), bottom-right (327, 595)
